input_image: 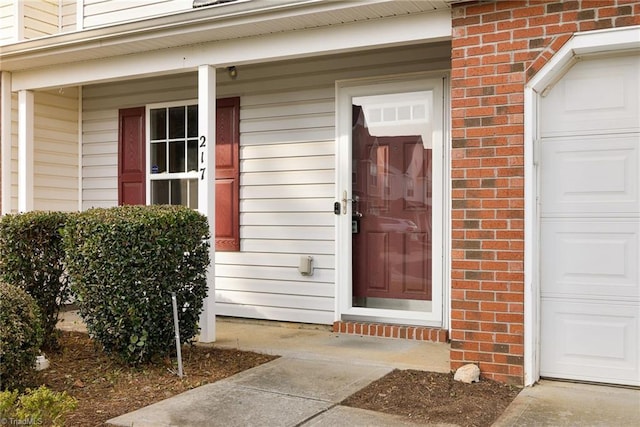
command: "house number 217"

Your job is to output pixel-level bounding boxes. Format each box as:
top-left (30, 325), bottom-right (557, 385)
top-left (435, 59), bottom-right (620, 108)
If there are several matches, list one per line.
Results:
top-left (199, 135), bottom-right (206, 180)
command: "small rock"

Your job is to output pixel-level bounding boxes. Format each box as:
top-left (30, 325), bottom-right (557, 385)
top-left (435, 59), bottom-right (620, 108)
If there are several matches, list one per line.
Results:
top-left (454, 363), bottom-right (480, 383)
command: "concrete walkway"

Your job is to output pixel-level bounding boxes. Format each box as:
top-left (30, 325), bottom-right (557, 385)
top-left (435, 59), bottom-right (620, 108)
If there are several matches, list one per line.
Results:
top-left (107, 357), bottom-right (434, 426)
top-left (106, 318), bottom-right (449, 427)
top-left (493, 380), bottom-right (640, 427)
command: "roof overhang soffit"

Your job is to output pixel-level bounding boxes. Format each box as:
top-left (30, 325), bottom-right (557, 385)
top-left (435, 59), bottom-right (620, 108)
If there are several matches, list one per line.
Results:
top-left (9, 9), bottom-right (451, 91)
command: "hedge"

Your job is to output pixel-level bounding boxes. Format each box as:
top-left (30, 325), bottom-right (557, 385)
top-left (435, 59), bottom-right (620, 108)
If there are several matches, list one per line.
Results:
top-left (61, 205), bottom-right (210, 364)
top-left (0, 282), bottom-right (43, 391)
top-left (0, 211), bottom-right (71, 350)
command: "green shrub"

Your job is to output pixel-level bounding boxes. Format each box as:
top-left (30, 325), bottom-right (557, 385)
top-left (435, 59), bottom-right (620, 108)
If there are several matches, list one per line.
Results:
top-left (0, 211), bottom-right (72, 350)
top-left (0, 386), bottom-right (77, 427)
top-left (0, 282), bottom-right (43, 391)
top-left (62, 205), bottom-right (210, 364)
top-left (0, 389), bottom-right (18, 418)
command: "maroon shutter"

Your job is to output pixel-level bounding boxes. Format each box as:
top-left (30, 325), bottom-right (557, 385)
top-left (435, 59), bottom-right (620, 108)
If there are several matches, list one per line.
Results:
top-left (118, 107), bottom-right (146, 205)
top-left (215, 97), bottom-right (240, 251)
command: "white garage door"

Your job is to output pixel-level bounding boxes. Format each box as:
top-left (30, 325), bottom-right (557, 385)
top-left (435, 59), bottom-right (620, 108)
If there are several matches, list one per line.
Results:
top-left (539, 54), bottom-right (640, 386)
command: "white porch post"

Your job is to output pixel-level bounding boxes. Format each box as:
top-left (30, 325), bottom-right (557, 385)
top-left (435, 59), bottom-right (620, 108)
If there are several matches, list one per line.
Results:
top-left (197, 65), bottom-right (216, 342)
top-left (18, 89), bottom-right (34, 212)
top-left (1, 72), bottom-right (12, 214)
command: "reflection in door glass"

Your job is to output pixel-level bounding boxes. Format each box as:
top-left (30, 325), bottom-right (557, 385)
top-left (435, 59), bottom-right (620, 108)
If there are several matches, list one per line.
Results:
top-left (351, 91), bottom-right (433, 313)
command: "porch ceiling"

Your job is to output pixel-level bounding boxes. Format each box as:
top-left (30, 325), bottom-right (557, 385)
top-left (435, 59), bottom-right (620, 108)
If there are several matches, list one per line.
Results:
top-left (0, 0), bottom-right (450, 73)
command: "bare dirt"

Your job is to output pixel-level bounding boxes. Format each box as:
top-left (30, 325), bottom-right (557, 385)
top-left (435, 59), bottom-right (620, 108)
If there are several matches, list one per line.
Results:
top-left (36, 331), bottom-right (519, 426)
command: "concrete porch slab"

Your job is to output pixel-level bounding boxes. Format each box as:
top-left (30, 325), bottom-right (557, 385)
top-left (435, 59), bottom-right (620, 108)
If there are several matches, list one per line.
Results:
top-left (212, 318), bottom-right (450, 372)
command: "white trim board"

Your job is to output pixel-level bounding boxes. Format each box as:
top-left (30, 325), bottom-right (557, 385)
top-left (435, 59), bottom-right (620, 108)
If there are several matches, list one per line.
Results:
top-left (523, 25), bottom-right (640, 387)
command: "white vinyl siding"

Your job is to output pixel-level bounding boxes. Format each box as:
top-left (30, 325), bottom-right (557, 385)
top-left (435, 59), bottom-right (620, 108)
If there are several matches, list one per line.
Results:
top-left (81, 42), bottom-right (450, 324)
top-left (82, 0), bottom-right (193, 29)
top-left (23, 0), bottom-right (59, 39)
top-left (1, 0), bottom-right (68, 44)
top-left (0, 0), bottom-right (16, 44)
top-left (61, 0), bottom-right (77, 32)
top-left (34, 88), bottom-right (80, 212)
top-left (5, 89), bottom-right (77, 213)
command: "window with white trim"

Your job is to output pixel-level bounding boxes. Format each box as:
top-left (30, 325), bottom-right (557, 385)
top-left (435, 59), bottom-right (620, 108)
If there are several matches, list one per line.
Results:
top-left (148, 102), bottom-right (199, 209)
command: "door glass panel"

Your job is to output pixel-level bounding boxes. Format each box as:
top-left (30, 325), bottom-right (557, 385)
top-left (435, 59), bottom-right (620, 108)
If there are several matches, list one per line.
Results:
top-left (351, 91), bottom-right (433, 312)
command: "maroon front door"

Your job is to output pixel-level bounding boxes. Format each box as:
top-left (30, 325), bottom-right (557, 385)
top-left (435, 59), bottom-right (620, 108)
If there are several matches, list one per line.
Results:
top-left (352, 106), bottom-right (432, 302)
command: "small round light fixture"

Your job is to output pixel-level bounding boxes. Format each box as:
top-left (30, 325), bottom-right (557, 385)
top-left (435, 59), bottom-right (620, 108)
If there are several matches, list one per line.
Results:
top-left (227, 66), bottom-right (238, 80)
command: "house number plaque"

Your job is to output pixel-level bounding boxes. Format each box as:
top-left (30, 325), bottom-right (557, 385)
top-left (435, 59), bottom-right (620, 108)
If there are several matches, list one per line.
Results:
top-left (199, 135), bottom-right (206, 180)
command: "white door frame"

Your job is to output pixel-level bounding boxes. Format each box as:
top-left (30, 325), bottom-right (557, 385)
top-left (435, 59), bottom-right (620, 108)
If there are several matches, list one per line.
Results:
top-left (523, 25), bottom-right (640, 386)
top-left (334, 71), bottom-right (449, 327)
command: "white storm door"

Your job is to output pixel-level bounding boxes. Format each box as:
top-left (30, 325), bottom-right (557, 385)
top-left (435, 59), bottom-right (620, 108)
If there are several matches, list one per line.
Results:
top-left (335, 75), bottom-right (445, 326)
top-left (539, 54), bottom-right (640, 386)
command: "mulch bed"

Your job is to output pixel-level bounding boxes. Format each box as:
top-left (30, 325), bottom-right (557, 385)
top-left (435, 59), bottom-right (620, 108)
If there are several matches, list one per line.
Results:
top-left (342, 369), bottom-right (521, 427)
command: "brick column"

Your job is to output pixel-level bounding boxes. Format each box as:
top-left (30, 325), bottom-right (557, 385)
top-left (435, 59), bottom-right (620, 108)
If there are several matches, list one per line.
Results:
top-left (449, 0), bottom-right (640, 385)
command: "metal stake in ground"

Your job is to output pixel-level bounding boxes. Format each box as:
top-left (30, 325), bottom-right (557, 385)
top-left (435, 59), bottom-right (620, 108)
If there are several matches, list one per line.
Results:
top-left (171, 292), bottom-right (183, 378)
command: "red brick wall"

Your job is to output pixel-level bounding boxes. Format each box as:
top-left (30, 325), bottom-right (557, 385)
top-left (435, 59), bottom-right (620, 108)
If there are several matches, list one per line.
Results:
top-left (450, 0), bottom-right (640, 385)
